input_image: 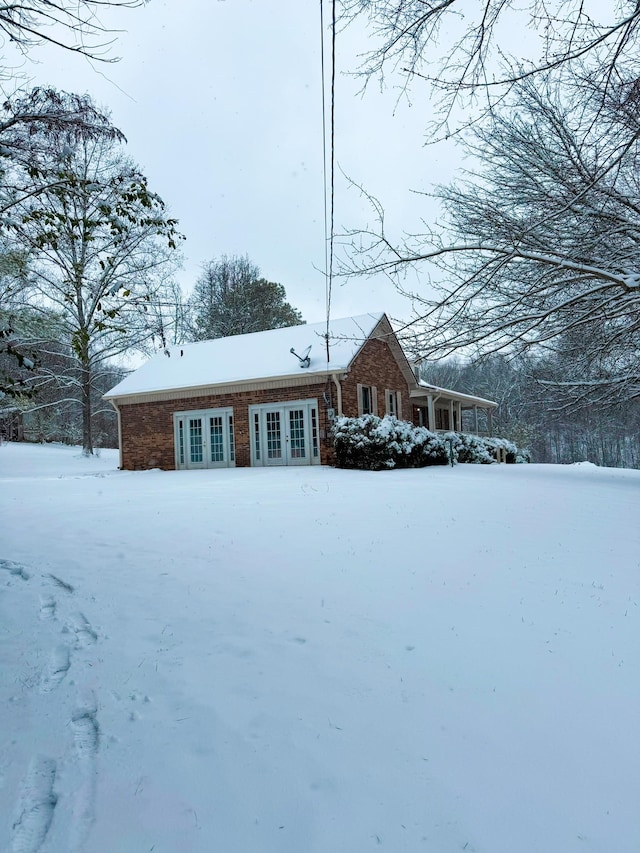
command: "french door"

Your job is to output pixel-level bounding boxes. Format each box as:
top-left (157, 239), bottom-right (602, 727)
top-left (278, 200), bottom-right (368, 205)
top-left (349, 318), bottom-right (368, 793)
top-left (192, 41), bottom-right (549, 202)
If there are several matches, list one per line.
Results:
top-left (174, 408), bottom-right (235, 469)
top-left (250, 400), bottom-right (320, 466)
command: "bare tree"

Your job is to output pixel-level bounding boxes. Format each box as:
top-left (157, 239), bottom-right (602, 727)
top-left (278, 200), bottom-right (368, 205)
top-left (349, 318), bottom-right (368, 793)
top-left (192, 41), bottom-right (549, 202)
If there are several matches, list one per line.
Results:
top-left (0, 2), bottom-right (153, 426)
top-left (4, 91), bottom-right (183, 454)
top-left (339, 0), bottom-right (640, 138)
top-left (0, 88), bottom-right (133, 400)
top-left (347, 74), bottom-right (640, 404)
top-left (421, 351), bottom-right (640, 466)
top-left (0, 0), bottom-right (145, 63)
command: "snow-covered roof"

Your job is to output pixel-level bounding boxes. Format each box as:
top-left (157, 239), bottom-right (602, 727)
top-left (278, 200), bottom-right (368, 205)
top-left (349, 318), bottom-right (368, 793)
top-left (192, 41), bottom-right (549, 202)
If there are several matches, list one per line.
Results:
top-left (105, 313), bottom-right (385, 399)
top-left (412, 380), bottom-right (497, 408)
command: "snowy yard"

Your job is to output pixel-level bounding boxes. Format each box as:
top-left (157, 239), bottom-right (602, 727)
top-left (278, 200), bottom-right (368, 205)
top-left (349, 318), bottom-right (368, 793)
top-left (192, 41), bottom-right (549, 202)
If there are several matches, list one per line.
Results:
top-left (1, 443), bottom-right (638, 853)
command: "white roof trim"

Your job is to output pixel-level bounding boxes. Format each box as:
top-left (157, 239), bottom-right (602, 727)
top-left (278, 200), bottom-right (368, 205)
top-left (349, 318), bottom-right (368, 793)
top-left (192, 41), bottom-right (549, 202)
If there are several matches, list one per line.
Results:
top-left (411, 381), bottom-right (497, 407)
top-left (109, 372), bottom-right (331, 406)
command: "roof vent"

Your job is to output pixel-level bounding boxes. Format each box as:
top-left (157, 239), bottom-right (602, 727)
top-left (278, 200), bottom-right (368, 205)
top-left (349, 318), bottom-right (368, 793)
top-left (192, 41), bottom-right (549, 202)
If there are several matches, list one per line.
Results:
top-left (290, 345), bottom-right (311, 368)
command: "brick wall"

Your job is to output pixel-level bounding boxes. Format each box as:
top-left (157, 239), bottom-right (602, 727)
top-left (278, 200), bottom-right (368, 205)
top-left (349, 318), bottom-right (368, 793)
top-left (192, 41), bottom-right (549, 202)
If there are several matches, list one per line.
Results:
top-left (340, 337), bottom-right (413, 421)
top-left (118, 381), bottom-right (335, 470)
top-left (117, 335), bottom-right (415, 471)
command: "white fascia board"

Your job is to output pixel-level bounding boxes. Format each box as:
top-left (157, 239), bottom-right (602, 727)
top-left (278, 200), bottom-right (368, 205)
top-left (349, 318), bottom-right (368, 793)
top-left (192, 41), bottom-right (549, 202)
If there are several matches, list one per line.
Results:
top-left (103, 370), bottom-right (331, 405)
top-left (410, 384), bottom-right (498, 407)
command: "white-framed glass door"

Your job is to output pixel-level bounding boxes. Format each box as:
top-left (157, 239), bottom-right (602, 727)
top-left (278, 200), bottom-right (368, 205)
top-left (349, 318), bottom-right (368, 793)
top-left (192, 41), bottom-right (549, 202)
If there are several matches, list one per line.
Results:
top-left (187, 414), bottom-right (206, 468)
top-left (287, 407), bottom-right (308, 464)
top-left (174, 407), bottom-right (235, 469)
top-left (265, 409), bottom-right (285, 465)
top-left (250, 399), bottom-right (320, 467)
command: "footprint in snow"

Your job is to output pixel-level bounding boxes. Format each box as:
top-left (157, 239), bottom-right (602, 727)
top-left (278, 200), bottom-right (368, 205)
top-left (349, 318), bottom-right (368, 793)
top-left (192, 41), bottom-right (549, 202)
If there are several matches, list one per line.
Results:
top-left (38, 595), bottom-right (56, 620)
top-left (68, 692), bottom-right (99, 852)
top-left (64, 613), bottom-right (97, 649)
top-left (40, 646), bottom-right (71, 694)
top-left (0, 559), bottom-right (31, 581)
top-left (11, 756), bottom-right (57, 853)
top-left (71, 692), bottom-right (99, 762)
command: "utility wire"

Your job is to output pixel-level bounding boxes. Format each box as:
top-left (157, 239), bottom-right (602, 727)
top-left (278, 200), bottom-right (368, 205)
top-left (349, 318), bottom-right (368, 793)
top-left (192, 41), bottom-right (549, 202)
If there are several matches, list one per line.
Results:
top-left (320, 0), bottom-right (336, 364)
top-left (320, 0), bottom-right (329, 343)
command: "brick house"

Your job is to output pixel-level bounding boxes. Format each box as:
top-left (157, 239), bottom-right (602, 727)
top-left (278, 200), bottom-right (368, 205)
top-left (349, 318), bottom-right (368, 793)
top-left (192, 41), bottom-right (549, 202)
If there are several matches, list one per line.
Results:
top-left (104, 313), bottom-right (496, 470)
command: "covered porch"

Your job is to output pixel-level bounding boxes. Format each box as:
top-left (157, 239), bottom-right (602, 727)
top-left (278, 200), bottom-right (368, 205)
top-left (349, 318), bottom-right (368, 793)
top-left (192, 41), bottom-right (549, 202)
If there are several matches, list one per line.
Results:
top-left (410, 382), bottom-right (498, 435)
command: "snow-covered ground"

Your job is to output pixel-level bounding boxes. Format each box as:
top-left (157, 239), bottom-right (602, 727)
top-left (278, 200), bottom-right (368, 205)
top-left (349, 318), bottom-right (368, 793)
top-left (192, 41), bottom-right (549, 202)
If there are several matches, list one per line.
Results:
top-left (1, 442), bottom-right (638, 853)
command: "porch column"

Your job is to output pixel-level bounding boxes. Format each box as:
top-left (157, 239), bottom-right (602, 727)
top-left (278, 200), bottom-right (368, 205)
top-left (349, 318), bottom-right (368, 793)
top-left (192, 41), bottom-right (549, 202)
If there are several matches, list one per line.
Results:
top-left (488, 407), bottom-right (493, 436)
top-left (474, 405), bottom-right (479, 434)
top-left (448, 399), bottom-right (454, 433)
top-left (427, 395), bottom-right (435, 432)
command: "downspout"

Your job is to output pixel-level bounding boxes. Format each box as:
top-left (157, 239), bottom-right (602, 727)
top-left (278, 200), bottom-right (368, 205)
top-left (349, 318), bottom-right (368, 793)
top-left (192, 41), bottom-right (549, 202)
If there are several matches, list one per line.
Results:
top-left (109, 400), bottom-right (123, 469)
top-left (331, 373), bottom-right (343, 416)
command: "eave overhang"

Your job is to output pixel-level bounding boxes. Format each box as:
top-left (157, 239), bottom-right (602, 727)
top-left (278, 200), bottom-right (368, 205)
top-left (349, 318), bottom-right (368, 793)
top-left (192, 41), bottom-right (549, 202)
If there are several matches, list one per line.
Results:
top-left (103, 369), bottom-right (345, 407)
top-left (410, 385), bottom-right (498, 408)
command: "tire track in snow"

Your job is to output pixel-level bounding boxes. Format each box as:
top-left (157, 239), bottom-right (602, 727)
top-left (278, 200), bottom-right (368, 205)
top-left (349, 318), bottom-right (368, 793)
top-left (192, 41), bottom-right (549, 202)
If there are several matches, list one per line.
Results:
top-left (11, 756), bottom-right (57, 853)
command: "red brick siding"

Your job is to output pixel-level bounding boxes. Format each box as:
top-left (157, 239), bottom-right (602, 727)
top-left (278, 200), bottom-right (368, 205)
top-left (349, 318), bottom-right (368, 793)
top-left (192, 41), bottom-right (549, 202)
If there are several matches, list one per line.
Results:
top-left (117, 336), bottom-right (414, 471)
top-left (340, 337), bottom-right (413, 421)
top-left (119, 382), bottom-right (334, 470)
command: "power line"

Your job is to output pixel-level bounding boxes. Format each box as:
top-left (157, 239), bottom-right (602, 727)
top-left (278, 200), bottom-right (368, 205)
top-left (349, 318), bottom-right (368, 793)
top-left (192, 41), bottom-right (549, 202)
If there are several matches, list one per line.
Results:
top-left (320, 0), bottom-right (336, 364)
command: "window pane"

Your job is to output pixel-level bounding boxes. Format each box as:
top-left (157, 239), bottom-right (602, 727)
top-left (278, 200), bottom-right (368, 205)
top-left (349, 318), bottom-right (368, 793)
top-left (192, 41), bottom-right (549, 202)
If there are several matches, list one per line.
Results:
top-left (387, 391), bottom-right (396, 416)
top-left (435, 408), bottom-right (450, 431)
top-left (266, 411), bottom-right (282, 459)
top-left (178, 419), bottom-right (185, 465)
top-left (311, 407), bottom-right (318, 458)
top-left (254, 412), bottom-right (261, 460)
top-left (289, 409), bottom-right (305, 458)
top-left (229, 415), bottom-right (235, 462)
top-left (189, 418), bottom-right (203, 463)
top-left (362, 386), bottom-right (371, 414)
top-left (210, 416), bottom-right (224, 462)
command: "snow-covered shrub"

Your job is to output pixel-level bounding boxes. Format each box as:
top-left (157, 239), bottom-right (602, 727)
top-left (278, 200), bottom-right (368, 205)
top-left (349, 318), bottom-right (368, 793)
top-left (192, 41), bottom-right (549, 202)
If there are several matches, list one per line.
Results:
top-left (440, 432), bottom-right (531, 464)
top-left (419, 427), bottom-right (449, 466)
top-left (332, 415), bottom-right (448, 470)
top-left (442, 431), bottom-right (462, 465)
top-left (332, 416), bottom-right (529, 470)
top-left (484, 436), bottom-right (531, 463)
top-left (453, 432), bottom-right (495, 464)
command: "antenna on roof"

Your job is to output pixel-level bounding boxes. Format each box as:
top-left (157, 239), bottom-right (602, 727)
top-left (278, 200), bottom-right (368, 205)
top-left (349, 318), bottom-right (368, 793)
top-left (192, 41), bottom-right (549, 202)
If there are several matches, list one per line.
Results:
top-left (290, 345), bottom-right (311, 368)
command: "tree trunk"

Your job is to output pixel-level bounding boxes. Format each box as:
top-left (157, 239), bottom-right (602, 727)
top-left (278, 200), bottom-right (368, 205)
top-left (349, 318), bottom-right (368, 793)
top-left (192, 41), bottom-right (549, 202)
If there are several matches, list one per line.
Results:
top-left (80, 352), bottom-right (93, 456)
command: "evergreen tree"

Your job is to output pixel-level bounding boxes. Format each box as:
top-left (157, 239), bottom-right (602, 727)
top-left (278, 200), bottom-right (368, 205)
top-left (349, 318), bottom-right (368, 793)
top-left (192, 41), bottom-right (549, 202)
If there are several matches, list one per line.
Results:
top-left (187, 255), bottom-right (303, 340)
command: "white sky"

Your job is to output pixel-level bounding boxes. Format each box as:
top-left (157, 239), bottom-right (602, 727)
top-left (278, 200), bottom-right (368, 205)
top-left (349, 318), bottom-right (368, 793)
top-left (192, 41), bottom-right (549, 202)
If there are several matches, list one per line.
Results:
top-left (11, 0), bottom-right (455, 326)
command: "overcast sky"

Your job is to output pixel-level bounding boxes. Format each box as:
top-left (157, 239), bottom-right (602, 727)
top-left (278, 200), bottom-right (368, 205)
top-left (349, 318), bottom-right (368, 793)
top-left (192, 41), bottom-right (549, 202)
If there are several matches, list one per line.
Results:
top-left (15, 0), bottom-right (456, 326)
